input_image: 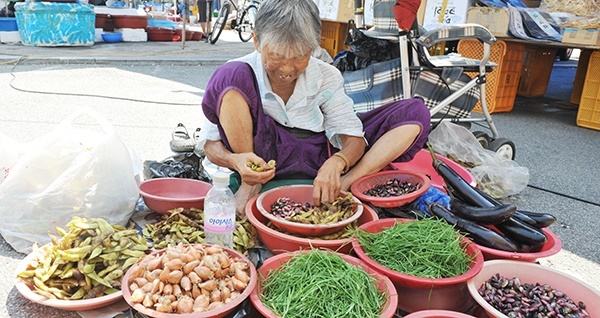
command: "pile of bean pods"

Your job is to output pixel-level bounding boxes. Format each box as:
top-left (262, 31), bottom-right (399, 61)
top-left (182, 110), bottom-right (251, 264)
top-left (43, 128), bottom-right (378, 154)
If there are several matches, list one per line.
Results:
top-left (17, 216), bottom-right (149, 300)
top-left (479, 273), bottom-right (590, 317)
top-left (142, 207), bottom-right (260, 255)
top-left (270, 195), bottom-right (357, 225)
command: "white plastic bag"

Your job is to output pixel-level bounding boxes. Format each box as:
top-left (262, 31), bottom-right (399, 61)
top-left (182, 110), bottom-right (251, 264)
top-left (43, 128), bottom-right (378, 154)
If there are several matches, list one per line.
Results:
top-left (429, 122), bottom-right (529, 199)
top-left (0, 109), bottom-right (140, 254)
top-left (0, 134), bottom-right (27, 186)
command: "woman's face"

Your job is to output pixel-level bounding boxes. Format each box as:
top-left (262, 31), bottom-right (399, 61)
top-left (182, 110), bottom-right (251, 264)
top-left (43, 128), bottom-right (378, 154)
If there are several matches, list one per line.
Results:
top-left (259, 45), bottom-right (312, 86)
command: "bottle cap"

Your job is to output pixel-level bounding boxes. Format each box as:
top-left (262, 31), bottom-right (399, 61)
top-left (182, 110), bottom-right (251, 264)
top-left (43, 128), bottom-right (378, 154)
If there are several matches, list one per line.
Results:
top-left (212, 171), bottom-right (230, 186)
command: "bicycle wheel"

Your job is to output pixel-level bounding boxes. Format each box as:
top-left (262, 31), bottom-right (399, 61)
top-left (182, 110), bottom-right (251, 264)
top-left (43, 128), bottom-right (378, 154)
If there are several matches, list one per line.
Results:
top-left (210, 2), bottom-right (230, 44)
top-left (238, 4), bottom-right (258, 42)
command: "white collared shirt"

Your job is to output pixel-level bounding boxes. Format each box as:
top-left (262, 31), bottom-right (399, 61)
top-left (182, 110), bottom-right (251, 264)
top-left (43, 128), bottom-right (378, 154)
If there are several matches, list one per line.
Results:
top-left (198, 51), bottom-right (364, 150)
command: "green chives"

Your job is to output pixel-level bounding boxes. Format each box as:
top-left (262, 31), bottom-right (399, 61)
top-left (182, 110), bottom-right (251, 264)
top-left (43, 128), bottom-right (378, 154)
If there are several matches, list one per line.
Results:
top-left (355, 219), bottom-right (475, 278)
top-left (260, 249), bottom-right (387, 318)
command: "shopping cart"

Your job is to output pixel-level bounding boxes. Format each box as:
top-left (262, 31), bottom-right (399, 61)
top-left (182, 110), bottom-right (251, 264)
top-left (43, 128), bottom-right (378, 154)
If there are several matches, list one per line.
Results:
top-left (339, 0), bottom-right (516, 159)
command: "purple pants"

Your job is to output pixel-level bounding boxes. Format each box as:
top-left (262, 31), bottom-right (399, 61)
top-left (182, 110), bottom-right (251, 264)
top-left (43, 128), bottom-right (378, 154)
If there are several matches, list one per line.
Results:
top-left (202, 61), bottom-right (430, 180)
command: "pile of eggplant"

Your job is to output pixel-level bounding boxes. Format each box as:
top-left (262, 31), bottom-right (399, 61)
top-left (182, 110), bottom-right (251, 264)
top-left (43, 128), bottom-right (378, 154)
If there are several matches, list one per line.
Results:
top-left (426, 146), bottom-right (556, 253)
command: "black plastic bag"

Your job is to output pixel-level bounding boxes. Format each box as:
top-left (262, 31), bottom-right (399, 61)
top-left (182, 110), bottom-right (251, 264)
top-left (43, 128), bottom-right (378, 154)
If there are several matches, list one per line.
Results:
top-left (334, 20), bottom-right (400, 72)
top-left (143, 152), bottom-right (211, 182)
top-left (334, 50), bottom-right (373, 72)
top-left (348, 28), bottom-right (399, 62)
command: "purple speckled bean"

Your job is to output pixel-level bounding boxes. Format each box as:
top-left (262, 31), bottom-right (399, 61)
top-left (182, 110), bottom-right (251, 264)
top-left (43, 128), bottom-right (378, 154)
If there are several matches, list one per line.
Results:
top-left (478, 274), bottom-right (591, 318)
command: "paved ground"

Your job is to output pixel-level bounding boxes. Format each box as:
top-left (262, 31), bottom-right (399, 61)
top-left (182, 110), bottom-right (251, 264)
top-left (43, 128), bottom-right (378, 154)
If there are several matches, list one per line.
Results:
top-left (0, 32), bottom-right (598, 317)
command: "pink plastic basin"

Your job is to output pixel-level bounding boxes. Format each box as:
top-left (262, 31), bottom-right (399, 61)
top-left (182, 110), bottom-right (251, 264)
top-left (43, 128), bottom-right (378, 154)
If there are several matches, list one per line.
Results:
top-left (138, 178), bottom-right (212, 214)
top-left (249, 250), bottom-right (398, 318)
top-left (352, 218), bottom-right (484, 313)
top-left (467, 260), bottom-right (600, 318)
top-left (475, 227), bottom-right (562, 262)
top-left (256, 185), bottom-right (363, 237)
top-left (391, 149), bottom-right (477, 192)
top-left (403, 310), bottom-right (477, 318)
top-left (246, 194), bottom-right (378, 255)
top-left (351, 170), bottom-right (431, 208)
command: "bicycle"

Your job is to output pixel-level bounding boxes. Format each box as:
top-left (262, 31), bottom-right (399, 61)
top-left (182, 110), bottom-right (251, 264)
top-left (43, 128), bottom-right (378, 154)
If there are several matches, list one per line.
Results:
top-left (209, 0), bottom-right (260, 44)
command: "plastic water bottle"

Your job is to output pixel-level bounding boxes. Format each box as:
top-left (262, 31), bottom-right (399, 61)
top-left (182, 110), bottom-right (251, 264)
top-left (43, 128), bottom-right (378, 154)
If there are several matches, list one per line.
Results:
top-left (204, 171), bottom-right (235, 248)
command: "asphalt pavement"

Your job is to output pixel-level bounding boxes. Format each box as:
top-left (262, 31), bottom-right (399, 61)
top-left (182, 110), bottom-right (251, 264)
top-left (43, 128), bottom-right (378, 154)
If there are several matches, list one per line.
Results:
top-left (0, 31), bottom-right (599, 318)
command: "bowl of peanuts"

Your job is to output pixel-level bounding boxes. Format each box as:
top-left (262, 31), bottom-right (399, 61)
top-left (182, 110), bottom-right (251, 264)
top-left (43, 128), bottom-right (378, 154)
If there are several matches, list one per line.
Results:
top-left (256, 185), bottom-right (363, 237)
top-left (121, 243), bottom-right (257, 317)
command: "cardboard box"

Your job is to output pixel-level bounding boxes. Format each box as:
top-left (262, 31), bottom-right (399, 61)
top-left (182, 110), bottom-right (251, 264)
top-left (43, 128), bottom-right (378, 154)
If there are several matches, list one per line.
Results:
top-left (466, 7), bottom-right (510, 37)
top-left (421, 0), bottom-right (474, 30)
top-left (318, 0), bottom-right (355, 23)
top-left (561, 28), bottom-right (600, 46)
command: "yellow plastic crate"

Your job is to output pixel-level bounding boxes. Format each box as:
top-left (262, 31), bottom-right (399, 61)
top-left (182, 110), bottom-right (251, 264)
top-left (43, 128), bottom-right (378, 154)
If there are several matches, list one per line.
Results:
top-left (457, 39), bottom-right (526, 113)
top-left (320, 20), bottom-right (348, 59)
top-left (577, 51), bottom-right (600, 131)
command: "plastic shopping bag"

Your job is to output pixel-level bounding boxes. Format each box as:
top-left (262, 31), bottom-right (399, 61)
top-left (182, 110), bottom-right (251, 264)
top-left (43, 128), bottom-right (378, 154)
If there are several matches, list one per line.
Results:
top-left (428, 122), bottom-right (529, 199)
top-left (0, 133), bottom-right (26, 186)
top-left (0, 109), bottom-right (140, 254)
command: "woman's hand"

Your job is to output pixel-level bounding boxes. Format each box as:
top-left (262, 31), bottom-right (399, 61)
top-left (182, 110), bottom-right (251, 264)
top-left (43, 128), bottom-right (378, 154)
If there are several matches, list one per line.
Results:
top-left (312, 155), bottom-right (346, 206)
top-left (232, 152), bottom-right (276, 186)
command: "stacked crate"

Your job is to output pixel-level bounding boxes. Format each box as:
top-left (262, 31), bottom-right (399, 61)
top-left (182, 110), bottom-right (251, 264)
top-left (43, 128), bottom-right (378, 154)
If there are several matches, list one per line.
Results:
top-left (457, 39), bottom-right (526, 113)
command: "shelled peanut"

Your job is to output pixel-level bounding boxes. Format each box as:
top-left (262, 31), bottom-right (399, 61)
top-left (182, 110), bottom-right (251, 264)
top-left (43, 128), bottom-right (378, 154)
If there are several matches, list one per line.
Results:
top-left (127, 243), bottom-right (252, 314)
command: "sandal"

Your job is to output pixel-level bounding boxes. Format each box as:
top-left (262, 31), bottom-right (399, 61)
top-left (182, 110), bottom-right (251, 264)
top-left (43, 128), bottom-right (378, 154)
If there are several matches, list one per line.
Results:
top-left (169, 123), bottom-right (196, 153)
top-left (192, 127), bottom-right (205, 156)
top-left (193, 127), bottom-right (201, 142)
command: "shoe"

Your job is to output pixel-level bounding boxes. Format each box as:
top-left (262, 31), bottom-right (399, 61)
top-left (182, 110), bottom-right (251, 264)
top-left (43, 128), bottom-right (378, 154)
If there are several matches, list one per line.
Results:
top-left (169, 123), bottom-right (196, 153)
top-left (192, 128), bottom-right (205, 156)
top-left (193, 127), bottom-right (201, 142)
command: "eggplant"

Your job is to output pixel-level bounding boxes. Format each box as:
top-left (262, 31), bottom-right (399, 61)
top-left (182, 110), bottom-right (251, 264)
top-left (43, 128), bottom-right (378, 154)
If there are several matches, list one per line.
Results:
top-left (428, 203), bottom-right (521, 252)
top-left (495, 216), bottom-right (548, 246)
top-left (450, 199), bottom-right (516, 225)
top-left (513, 210), bottom-right (557, 228)
top-left (427, 145), bottom-right (495, 208)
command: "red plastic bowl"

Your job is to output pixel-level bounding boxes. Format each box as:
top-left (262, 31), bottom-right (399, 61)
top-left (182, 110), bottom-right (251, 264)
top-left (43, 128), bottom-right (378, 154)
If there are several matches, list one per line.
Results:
top-left (352, 218), bottom-right (484, 313)
top-left (467, 260), bottom-right (600, 318)
top-left (475, 227), bottom-right (562, 262)
top-left (112, 15), bottom-right (148, 29)
top-left (403, 310), bottom-right (477, 318)
top-left (390, 149), bottom-right (477, 192)
top-left (146, 27), bottom-right (175, 41)
top-left (256, 185), bottom-right (363, 237)
top-left (350, 170), bottom-right (431, 208)
top-left (246, 194), bottom-right (377, 255)
top-left (174, 28), bottom-right (194, 41)
top-left (249, 250), bottom-right (398, 318)
top-left (138, 178), bottom-right (212, 214)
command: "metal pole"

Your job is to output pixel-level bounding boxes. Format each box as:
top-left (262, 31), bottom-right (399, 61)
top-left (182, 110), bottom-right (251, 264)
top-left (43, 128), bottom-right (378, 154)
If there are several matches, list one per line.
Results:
top-left (182, 0), bottom-right (187, 49)
top-left (353, 0), bottom-right (364, 28)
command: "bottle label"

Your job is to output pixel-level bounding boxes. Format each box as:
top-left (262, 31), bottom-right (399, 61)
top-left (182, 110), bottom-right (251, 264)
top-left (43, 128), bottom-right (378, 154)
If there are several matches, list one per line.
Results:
top-left (205, 215), bottom-right (236, 233)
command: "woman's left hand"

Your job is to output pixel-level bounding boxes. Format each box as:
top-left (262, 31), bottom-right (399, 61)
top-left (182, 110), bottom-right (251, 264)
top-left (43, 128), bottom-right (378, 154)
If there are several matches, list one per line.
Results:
top-left (312, 156), bottom-right (346, 206)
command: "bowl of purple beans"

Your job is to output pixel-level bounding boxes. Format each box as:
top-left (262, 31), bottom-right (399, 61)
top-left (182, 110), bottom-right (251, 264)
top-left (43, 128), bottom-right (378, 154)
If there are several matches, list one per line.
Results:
top-left (467, 260), bottom-right (599, 318)
top-left (256, 185), bottom-right (363, 237)
top-left (350, 170), bottom-right (430, 208)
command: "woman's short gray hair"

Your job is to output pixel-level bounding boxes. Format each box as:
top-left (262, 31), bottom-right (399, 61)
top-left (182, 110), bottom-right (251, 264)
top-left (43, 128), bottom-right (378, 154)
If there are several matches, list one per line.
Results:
top-left (254, 0), bottom-right (321, 57)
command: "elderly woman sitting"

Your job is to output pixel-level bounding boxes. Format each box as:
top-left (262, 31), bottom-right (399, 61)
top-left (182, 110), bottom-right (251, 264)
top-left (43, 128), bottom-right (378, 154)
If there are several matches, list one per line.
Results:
top-left (198, 0), bottom-right (430, 207)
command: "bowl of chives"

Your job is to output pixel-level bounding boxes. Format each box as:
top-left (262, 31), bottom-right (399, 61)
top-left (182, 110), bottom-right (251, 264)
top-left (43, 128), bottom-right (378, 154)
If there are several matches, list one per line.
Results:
top-left (250, 249), bottom-right (398, 318)
top-left (351, 218), bottom-right (484, 314)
